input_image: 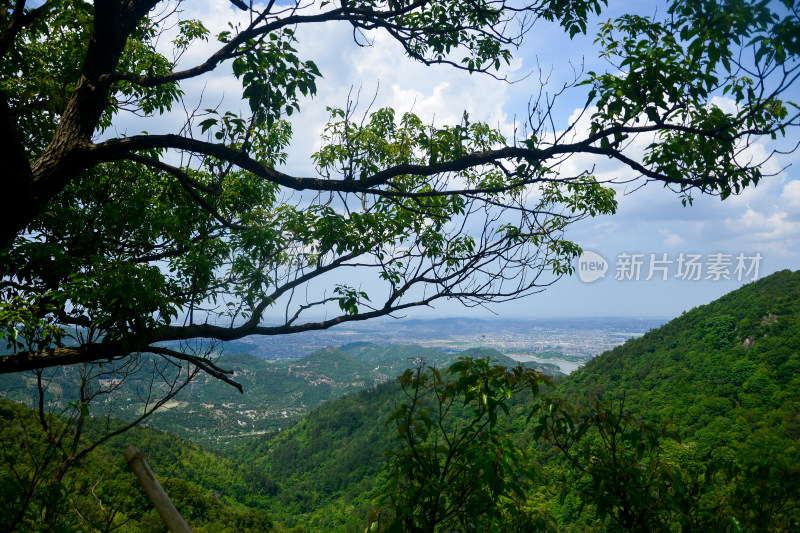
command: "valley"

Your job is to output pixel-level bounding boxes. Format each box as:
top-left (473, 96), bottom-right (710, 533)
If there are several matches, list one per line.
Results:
top-left (0, 318), bottom-right (661, 449)
top-left (1, 272), bottom-right (798, 531)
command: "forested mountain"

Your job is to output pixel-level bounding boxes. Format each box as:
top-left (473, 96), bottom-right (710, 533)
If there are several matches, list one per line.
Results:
top-left (562, 268), bottom-right (800, 456)
top-left (239, 270), bottom-right (800, 531)
top-left (535, 272), bottom-right (800, 531)
top-left (0, 342), bottom-right (559, 450)
top-left (1, 272), bottom-right (798, 531)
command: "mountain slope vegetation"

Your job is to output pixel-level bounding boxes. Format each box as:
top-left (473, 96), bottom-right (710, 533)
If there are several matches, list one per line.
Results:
top-left (563, 269), bottom-right (800, 458)
top-left (1, 272), bottom-right (797, 531)
top-left (245, 270), bottom-right (800, 531)
top-left (0, 342), bottom-right (559, 451)
top-left (0, 398), bottom-right (276, 532)
top-left (523, 271), bottom-right (800, 531)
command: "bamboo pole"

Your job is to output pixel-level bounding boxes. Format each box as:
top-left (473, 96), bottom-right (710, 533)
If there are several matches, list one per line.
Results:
top-left (124, 444), bottom-right (192, 533)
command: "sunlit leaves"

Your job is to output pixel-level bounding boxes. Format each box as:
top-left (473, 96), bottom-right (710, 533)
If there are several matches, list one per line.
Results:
top-left (313, 104), bottom-right (617, 295)
top-left (374, 357), bottom-right (550, 531)
top-left (64, 262), bottom-right (179, 342)
top-left (0, 294), bottom-right (66, 353)
top-left (228, 28), bottom-right (320, 129)
top-left (582, 1), bottom-right (797, 200)
top-left (540, 0), bottom-right (607, 38)
top-left (112, 16), bottom-right (183, 119)
top-left (333, 285), bottom-right (370, 315)
top-left (381, 0), bottom-right (510, 72)
top-left (172, 19), bottom-right (209, 52)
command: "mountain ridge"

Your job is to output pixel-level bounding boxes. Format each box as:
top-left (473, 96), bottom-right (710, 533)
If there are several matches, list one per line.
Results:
top-left (241, 269), bottom-right (800, 530)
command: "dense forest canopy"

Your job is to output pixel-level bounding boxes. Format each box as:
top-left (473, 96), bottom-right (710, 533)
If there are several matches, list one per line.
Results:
top-left (241, 271), bottom-right (800, 531)
top-left (1, 0), bottom-right (798, 381)
top-left (3, 271), bottom-right (796, 531)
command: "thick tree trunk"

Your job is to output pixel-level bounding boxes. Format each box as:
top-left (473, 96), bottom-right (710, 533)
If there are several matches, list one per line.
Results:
top-left (0, 92), bottom-right (38, 250)
top-left (0, 0), bottom-right (162, 250)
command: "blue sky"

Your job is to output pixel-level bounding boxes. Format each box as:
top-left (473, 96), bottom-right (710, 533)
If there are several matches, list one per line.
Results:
top-left (118, 1), bottom-right (800, 321)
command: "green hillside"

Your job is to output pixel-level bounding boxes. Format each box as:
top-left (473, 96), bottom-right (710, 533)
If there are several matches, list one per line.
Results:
top-left (338, 342), bottom-right (452, 365)
top-left (563, 269), bottom-right (800, 458)
top-left (0, 343), bottom-right (558, 450)
top-left (233, 346), bottom-right (548, 530)
top-left (2, 272), bottom-right (798, 531)
top-left (519, 270), bottom-right (800, 531)
top-left (0, 398), bottom-right (276, 532)
top-left (245, 382), bottom-right (399, 531)
top-left (241, 270), bottom-right (800, 531)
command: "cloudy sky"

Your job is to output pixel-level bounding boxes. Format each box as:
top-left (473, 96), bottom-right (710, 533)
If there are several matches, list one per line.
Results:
top-left (122, 0), bottom-right (800, 320)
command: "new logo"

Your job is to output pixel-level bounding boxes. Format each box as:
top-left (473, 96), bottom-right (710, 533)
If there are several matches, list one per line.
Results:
top-left (577, 250), bottom-right (608, 283)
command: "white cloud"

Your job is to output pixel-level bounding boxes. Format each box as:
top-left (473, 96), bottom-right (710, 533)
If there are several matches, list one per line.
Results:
top-left (659, 228), bottom-right (685, 247)
top-left (782, 180), bottom-right (800, 209)
top-left (709, 95), bottom-right (741, 116)
top-left (725, 207), bottom-right (800, 241)
top-left (105, 1), bottom-right (800, 319)
top-left (390, 82), bottom-right (458, 125)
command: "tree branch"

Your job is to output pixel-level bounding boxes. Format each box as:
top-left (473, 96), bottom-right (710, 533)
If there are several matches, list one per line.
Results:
top-left (147, 346), bottom-right (243, 393)
top-left (0, 0), bottom-right (52, 60)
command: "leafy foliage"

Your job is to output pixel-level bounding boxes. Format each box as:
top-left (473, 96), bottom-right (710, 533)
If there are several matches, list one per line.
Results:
top-left (372, 358), bottom-right (549, 532)
top-left (3, 0), bottom-right (796, 380)
top-left (0, 398), bottom-right (275, 532)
